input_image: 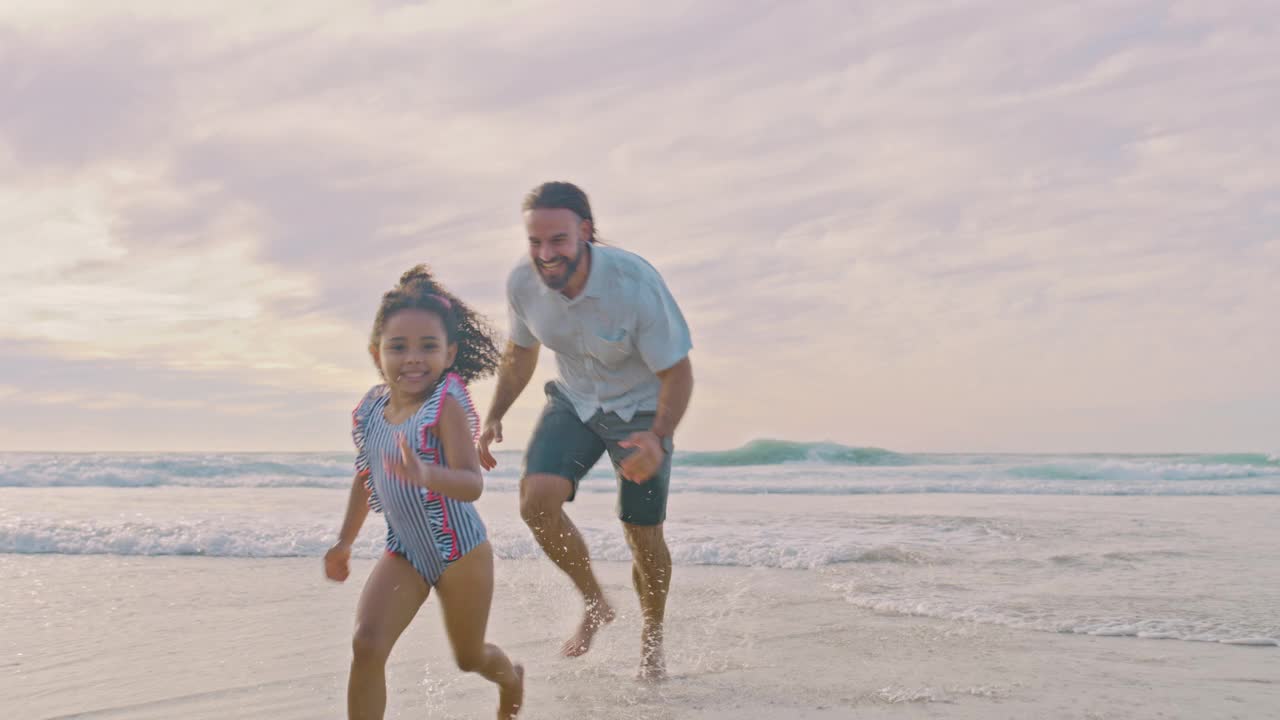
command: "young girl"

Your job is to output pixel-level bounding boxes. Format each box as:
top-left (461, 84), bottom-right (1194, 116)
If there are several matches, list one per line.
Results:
top-left (324, 265), bottom-right (523, 719)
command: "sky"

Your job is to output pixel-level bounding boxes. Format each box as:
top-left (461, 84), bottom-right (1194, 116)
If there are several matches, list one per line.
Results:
top-left (1, 0), bottom-right (1277, 453)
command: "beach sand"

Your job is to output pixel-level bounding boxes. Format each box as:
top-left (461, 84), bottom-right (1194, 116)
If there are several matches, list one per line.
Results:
top-left (8, 546), bottom-right (1278, 719)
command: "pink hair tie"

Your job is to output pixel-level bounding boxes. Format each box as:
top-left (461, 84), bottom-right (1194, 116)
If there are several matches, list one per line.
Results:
top-left (430, 294), bottom-right (452, 310)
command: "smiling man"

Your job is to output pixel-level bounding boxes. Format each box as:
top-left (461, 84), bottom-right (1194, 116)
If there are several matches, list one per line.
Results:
top-left (478, 181), bottom-right (694, 681)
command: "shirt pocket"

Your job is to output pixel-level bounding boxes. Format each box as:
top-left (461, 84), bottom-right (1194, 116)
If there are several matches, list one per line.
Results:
top-left (585, 328), bottom-right (631, 368)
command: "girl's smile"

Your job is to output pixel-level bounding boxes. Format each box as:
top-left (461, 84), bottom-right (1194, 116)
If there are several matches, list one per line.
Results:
top-left (373, 308), bottom-right (457, 405)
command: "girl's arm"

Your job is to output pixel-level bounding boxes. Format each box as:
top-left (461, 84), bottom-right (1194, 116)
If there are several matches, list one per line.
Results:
top-left (335, 472), bottom-right (372, 546)
top-left (390, 394), bottom-right (485, 502)
top-left (324, 473), bottom-right (371, 582)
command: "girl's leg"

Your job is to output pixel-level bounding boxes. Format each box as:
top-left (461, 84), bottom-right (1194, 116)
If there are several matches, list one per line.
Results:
top-left (349, 552), bottom-right (430, 720)
top-left (434, 541), bottom-right (524, 718)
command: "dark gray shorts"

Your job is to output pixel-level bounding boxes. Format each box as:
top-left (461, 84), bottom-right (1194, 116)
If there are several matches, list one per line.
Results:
top-left (522, 382), bottom-right (673, 526)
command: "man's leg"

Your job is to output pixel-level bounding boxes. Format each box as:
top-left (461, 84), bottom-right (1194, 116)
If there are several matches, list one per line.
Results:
top-left (602, 412), bottom-right (674, 679)
top-left (623, 521), bottom-right (671, 680)
top-left (520, 473), bottom-right (615, 656)
top-left (520, 383), bottom-right (613, 657)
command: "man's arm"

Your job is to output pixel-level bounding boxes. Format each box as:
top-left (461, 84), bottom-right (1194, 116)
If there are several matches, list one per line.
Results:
top-left (650, 356), bottom-right (693, 440)
top-left (619, 355), bottom-right (693, 483)
top-left (620, 261), bottom-right (694, 483)
top-left (477, 340), bottom-right (540, 469)
top-left (486, 340), bottom-right (540, 425)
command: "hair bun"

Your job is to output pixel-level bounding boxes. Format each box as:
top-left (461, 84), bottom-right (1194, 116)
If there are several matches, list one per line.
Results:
top-left (398, 264), bottom-right (435, 289)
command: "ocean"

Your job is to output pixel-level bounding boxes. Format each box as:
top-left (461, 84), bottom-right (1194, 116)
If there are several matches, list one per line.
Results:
top-left (5, 442), bottom-right (1279, 718)
top-left (4, 442), bottom-right (1277, 648)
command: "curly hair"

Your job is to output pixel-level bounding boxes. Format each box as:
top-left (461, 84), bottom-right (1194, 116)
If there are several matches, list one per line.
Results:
top-left (368, 265), bottom-right (500, 384)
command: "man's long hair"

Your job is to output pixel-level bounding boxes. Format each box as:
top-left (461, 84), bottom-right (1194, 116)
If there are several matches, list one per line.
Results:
top-left (521, 181), bottom-right (605, 244)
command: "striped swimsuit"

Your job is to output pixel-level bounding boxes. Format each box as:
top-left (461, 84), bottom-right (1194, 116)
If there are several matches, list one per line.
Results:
top-left (352, 373), bottom-right (488, 585)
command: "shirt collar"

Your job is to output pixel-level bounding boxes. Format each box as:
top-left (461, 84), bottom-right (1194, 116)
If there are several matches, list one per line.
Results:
top-left (579, 243), bottom-right (605, 299)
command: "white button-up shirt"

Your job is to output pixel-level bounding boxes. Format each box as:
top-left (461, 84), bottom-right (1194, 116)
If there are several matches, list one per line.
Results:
top-left (506, 244), bottom-right (692, 422)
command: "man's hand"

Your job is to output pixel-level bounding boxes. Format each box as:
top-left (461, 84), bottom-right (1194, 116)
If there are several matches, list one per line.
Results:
top-left (478, 420), bottom-right (503, 470)
top-left (618, 430), bottom-right (665, 484)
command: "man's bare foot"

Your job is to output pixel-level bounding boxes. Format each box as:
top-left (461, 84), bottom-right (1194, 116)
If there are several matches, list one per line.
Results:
top-left (637, 655), bottom-right (667, 682)
top-left (560, 599), bottom-right (615, 657)
top-left (637, 625), bottom-right (666, 682)
top-left (498, 663), bottom-right (523, 719)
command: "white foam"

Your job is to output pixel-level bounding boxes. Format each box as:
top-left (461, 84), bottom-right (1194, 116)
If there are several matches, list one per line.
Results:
top-left (0, 497), bottom-right (1016, 569)
top-left (833, 585), bottom-right (1279, 648)
top-left (874, 685), bottom-right (945, 704)
top-left (4, 451), bottom-right (1279, 495)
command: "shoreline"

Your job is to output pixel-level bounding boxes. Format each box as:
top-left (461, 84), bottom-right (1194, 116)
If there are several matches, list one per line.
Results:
top-left (6, 555), bottom-right (1277, 719)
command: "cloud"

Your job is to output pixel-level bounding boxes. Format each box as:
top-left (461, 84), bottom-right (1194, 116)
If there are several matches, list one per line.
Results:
top-left (1, 0), bottom-right (1276, 452)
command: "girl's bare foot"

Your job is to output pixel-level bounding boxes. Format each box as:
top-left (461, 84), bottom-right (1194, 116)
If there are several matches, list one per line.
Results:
top-left (498, 663), bottom-right (524, 719)
top-left (561, 599), bottom-right (615, 657)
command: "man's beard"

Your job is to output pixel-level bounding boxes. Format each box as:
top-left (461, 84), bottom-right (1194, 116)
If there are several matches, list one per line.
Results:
top-left (536, 241), bottom-right (586, 290)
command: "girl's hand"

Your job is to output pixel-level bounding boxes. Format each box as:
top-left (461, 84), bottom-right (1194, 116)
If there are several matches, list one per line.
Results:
top-left (386, 432), bottom-right (434, 490)
top-left (324, 541), bottom-right (352, 582)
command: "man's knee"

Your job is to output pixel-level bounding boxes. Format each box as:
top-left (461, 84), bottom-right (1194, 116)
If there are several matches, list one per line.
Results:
top-left (519, 473), bottom-right (571, 525)
top-left (623, 521), bottom-right (665, 546)
top-left (623, 522), bottom-right (669, 564)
